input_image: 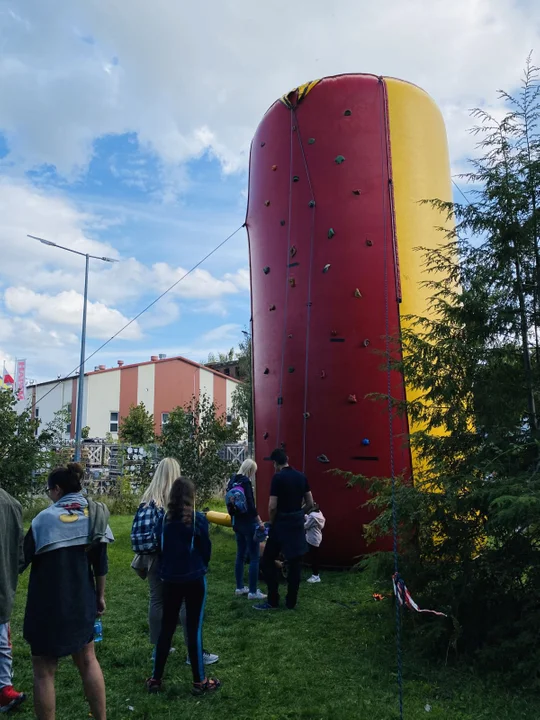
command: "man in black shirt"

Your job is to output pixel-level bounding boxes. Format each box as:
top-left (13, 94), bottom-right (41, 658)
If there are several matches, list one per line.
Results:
top-left (254, 449), bottom-right (313, 610)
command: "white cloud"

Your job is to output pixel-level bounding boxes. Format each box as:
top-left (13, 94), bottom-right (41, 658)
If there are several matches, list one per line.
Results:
top-left (0, 0), bottom-right (538, 177)
top-left (4, 287), bottom-right (142, 340)
top-left (201, 323), bottom-right (241, 344)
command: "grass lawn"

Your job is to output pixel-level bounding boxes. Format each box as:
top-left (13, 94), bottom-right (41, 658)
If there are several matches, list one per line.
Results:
top-left (10, 516), bottom-right (540, 719)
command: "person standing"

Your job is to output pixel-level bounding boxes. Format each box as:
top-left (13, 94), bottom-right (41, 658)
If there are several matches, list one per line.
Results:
top-left (254, 449), bottom-right (313, 611)
top-left (305, 503), bottom-right (325, 583)
top-left (147, 477), bottom-right (220, 696)
top-left (131, 457), bottom-right (219, 667)
top-left (21, 463), bottom-right (114, 720)
top-left (0, 487), bottom-right (26, 714)
top-left (226, 459), bottom-right (267, 601)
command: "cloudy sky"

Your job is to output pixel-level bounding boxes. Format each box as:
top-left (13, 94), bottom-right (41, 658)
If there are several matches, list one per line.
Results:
top-left (0, 0), bottom-right (539, 384)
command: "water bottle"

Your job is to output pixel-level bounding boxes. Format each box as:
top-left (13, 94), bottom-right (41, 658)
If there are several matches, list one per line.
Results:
top-left (94, 618), bottom-right (103, 643)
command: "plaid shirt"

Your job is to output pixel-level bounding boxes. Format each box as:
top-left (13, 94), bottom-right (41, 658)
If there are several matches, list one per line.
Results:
top-left (131, 501), bottom-right (164, 553)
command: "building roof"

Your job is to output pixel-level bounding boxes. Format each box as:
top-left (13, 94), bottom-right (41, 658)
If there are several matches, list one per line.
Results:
top-left (28, 354), bottom-right (244, 389)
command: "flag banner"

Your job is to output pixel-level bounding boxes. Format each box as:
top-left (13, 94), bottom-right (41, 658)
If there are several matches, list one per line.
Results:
top-left (15, 359), bottom-right (26, 401)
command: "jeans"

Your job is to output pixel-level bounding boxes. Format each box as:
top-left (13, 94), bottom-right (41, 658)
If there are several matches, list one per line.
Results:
top-left (153, 578), bottom-right (207, 684)
top-left (0, 623), bottom-right (13, 689)
top-left (262, 535), bottom-right (302, 609)
top-left (234, 524), bottom-right (260, 595)
top-left (148, 560), bottom-right (187, 647)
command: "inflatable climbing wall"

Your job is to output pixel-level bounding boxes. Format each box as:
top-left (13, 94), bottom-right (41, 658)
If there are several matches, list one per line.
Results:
top-left (246, 74), bottom-right (453, 565)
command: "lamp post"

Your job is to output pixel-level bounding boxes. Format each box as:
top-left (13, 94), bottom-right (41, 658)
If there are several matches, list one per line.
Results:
top-left (28, 234), bottom-right (119, 461)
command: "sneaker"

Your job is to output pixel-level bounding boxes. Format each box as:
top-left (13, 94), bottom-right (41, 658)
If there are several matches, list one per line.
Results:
top-left (253, 602), bottom-right (278, 611)
top-left (307, 575), bottom-right (321, 583)
top-left (0, 686), bottom-right (26, 713)
top-left (146, 678), bottom-right (162, 694)
top-left (248, 590), bottom-right (267, 601)
top-left (186, 650), bottom-right (219, 666)
top-left (191, 677), bottom-right (221, 696)
top-left (151, 646), bottom-right (176, 661)
top-left (235, 587), bottom-right (249, 596)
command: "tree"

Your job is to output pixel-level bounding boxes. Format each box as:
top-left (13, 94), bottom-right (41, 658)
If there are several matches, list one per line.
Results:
top-left (231, 330), bottom-right (253, 443)
top-left (0, 388), bottom-right (41, 499)
top-left (207, 348), bottom-right (235, 364)
top-left (345, 59), bottom-right (540, 684)
top-left (160, 393), bottom-right (242, 502)
top-left (119, 403), bottom-right (156, 445)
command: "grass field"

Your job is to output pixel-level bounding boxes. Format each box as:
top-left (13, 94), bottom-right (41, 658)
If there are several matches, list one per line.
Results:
top-left (9, 516), bottom-right (540, 719)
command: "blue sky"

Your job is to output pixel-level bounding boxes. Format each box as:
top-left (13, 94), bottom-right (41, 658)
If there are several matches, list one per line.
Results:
top-left (0, 0), bottom-right (538, 383)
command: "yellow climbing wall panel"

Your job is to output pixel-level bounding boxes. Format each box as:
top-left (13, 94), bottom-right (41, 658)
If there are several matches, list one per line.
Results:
top-left (385, 77), bottom-right (454, 477)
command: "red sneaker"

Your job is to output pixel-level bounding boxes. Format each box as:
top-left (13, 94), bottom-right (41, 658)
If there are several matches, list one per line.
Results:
top-left (0, 685), bottom-right (26, 713)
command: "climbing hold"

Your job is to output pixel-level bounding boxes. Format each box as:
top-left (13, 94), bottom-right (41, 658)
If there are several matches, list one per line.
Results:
top-left (327, 228), bottom-right (335, 239)
top-left (277, 397), bottom-right (283, 406)
top-left (263, 432), bottom-right (269, 440)
top-left (263, 368), bottom-right (269, 375)
top-left (322, 264), bottom-right (331, 273)
top-left (344, 109), bottom-right (352, 116)
top-left (366, 239), bottom-right (373, 247)
top-left (308, 200), bottom-right (316, 208)
top-left (331, 330), bottom-right (338, 337)
top-left (293, 175), bottom-right (300, 182)
top-left (362, 438), bottom-right (370, 446)
top-left (290, 245), bottom-right (297, 257)
top-left (280, 220), bottom-right (286, 226)
top-left (269, 304), bottom-right (276, 311)
top-left (348, 394), bottom-right (358, 404)
top-left (272, 165), bottom-right (278, 171)
top-left (354, 288), bottom-right (362, 298)
top-left (320, 370), bottom-right (326, 379)
top-left (292, 125), bottom-right (297, 131)
top-left (261, 142), bottom-right (266, 147)
top-left (289, 277), bottom-right (296, 288)
top-left (264, 200), bottom-right (271, 207)
top-left (303, 412), bottom-right (310, 419)
top-left (352, 189), bottom-right (361, 195)
top-left (363, 339), bottom-right (370, 347)
top-left (308, 138), bottom-right (315, 144)
top-left (288, 367), bottom-right (295, 373)
top-left (317, 454), bottom-right (330, 464)
top-left (288, 334), bottom-right (293, 339)
top-left (263, 266), bottom-right (270, 275)
top-left (335, 155), bottom-right (346, 164)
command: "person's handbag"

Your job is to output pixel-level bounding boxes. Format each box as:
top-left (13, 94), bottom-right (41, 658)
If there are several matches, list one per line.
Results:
top-left (130, 553), bottom-right (155, 580)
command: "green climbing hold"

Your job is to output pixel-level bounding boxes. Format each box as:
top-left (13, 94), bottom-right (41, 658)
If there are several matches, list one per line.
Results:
top-left (308, 138), bottom-right (315, 145)
top-left (308, 200), bottom-right (316, 208)
top-left (344, 109), bottom-right (352, 116)
top-left (293, 175), bottom-right (300, 182)
top-left (335, 155), bottom-right (345, 165)
top-left (327, 228), bottom-right (335, 239)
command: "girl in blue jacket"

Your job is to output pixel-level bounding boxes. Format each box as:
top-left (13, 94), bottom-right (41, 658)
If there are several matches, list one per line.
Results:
top-left (147, 477), bottom-right (220, 696)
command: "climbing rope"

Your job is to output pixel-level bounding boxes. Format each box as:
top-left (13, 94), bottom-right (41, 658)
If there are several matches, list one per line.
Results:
top-left (378, 78), bottom-right (405, 720)
top-left (276, 111), bottom-right (295, 445)
top-left (292, 106), bottom-right (317, 474)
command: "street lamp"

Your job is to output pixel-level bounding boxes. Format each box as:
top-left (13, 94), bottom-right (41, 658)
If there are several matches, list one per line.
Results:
top-left (28, 234), bottom-right (119, 461)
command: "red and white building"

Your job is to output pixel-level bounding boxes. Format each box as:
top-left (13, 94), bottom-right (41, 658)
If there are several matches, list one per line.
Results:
top-left (21, 354), bottom-right (244, 441)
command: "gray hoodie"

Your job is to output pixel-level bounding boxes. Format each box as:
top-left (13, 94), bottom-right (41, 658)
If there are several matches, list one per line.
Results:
top-left (0, 489), bottom-right (24, 624)
top-left (304, 510), bottom-right (325, 547)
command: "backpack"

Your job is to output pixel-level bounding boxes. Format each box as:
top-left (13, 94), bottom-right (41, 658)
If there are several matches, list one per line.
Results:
top-left (131, 501), bottom-right (163, 553)
top-left (225, 475), bottom-right (249, 516)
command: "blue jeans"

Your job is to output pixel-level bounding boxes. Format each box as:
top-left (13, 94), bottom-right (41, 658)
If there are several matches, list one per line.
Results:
top-left (234, 524), bottom-right (259, 594)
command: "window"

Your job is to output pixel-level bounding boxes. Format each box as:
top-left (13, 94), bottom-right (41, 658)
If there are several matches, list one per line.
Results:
top-left (161, 412), bottom-right (170, 426)
top-left (226, 413), bottom-right (233, 425)
top-left (110, 412), bottom-right (119, 433)
top-left (224, 367), bottom-right (230, 376)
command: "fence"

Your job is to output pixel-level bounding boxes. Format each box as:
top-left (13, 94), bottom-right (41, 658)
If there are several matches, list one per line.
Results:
top-left (82, 441), bottom-right (253, 495)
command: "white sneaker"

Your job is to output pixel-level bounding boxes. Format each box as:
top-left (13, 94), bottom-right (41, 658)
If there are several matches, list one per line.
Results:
top-left (307, 575), bottom-right (321, 583)
top-left (186, 650), bottom-right (219, 666)
top-left (235, 587), bottom-right (249, 596)
top-left (248, 590), bottom-right (267, 600)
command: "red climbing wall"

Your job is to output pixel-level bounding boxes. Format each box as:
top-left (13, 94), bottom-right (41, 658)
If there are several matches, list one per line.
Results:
top-left (246, 74), bottom-right (412, 566)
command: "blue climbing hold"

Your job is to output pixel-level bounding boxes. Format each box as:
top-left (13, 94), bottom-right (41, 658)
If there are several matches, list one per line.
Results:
top-left (362, 438), bottom-right (370, 446)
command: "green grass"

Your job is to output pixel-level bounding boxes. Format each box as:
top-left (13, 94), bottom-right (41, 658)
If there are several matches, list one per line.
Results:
top-left (10, 516), bottom-right (540, 719)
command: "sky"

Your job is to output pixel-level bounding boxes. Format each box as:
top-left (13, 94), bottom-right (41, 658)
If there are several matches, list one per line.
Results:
top-left (0, 0), bottom-right (539, 384)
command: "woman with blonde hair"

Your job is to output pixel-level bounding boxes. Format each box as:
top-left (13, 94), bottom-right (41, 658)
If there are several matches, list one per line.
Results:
top-left (226, 458), bottom-right (266, 600)
top-left (131, 458), bottom-right (218, 666)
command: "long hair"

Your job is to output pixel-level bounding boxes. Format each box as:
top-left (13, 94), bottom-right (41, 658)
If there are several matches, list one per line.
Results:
top-left (238, 458), bottom-right (257, 480)
top-left (141, 457), bottom-right (181, 509)
top-left (167, 477), bottom-right (195, 525)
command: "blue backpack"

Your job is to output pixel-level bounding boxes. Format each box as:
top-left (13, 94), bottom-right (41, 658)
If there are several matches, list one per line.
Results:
top-left (225, 474), bottom-right (248, 516)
